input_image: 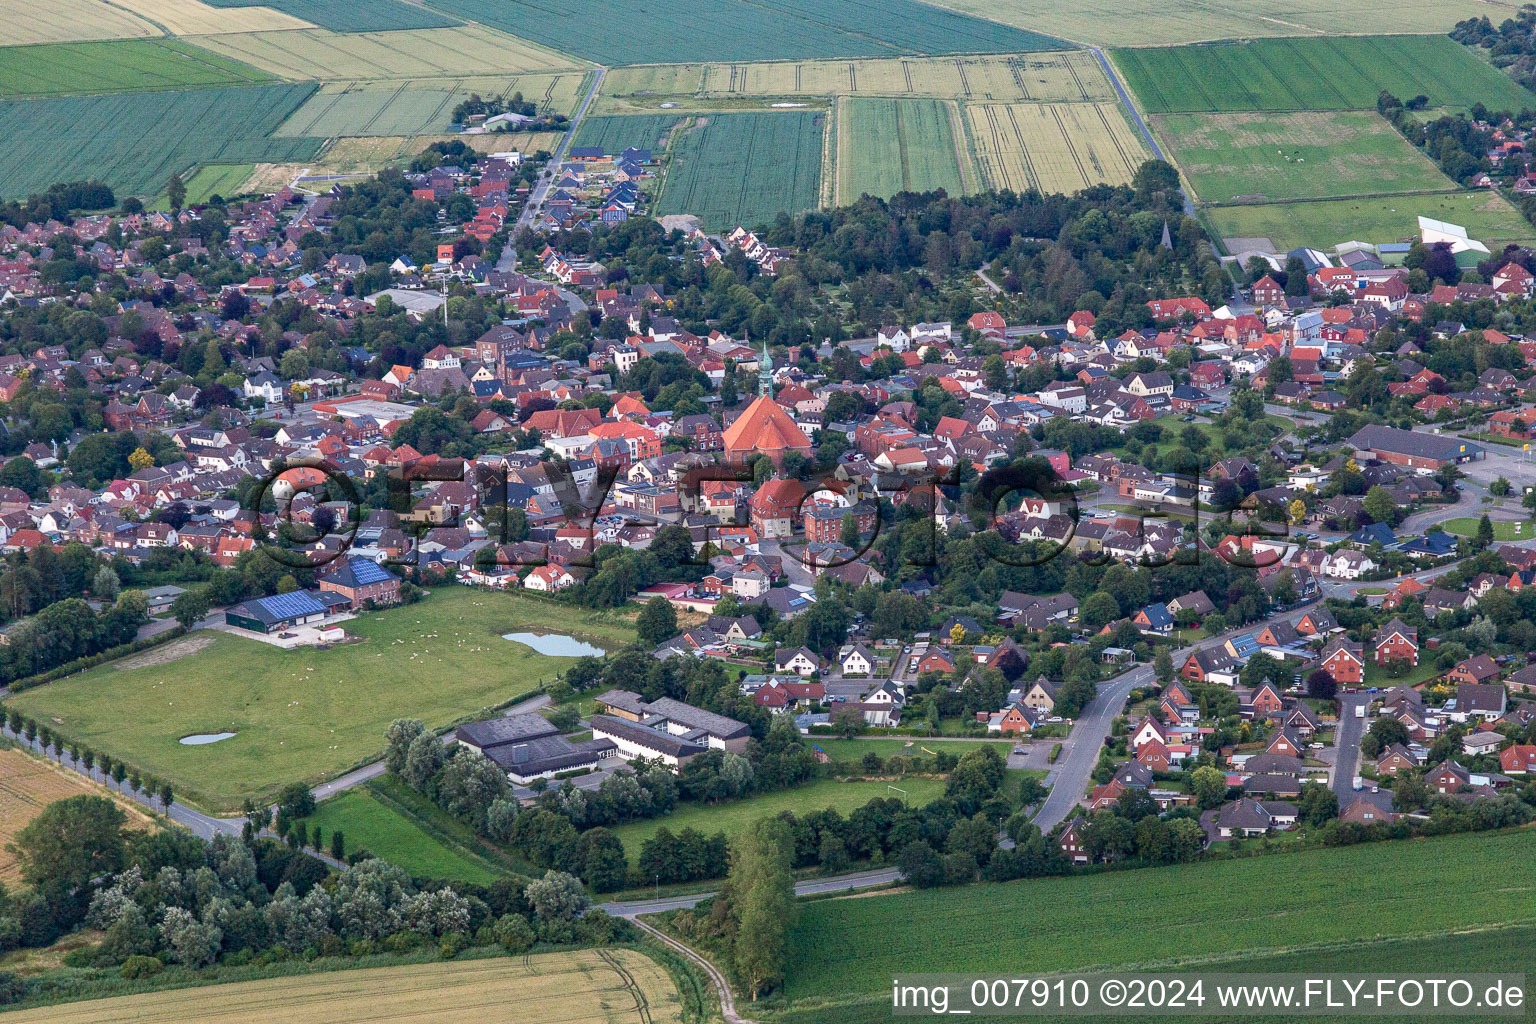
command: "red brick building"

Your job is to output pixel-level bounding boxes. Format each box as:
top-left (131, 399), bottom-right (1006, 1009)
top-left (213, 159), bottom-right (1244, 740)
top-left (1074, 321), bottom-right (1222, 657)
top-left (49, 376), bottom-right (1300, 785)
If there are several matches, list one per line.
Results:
top-left (803, 500), bottom-right (877, 544)
top-left (1374, 618), bottom-right (1419, 667)
top-left (1320, 638), bottom-right (1365, 685)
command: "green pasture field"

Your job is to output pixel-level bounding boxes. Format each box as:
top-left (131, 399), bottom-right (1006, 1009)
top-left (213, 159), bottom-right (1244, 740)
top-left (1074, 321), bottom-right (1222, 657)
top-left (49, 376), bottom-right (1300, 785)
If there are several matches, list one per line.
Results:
top-left (574, 114), bottom-right (687, 154)
top-left (276, 77), bottom-right (585, 138)
top-left (203, 0), bottom-right (458, 33)
top-left (0, 39), bottom-right (274, 98)
top-left (1441, 517), bottom-right (1528, 541)
top-left (805, 737), bottom-right (1013, 762)
top-left (1154, 111), bottom-right (1454, 203)
top-left (1114, 36), bottom-right (1535, 114)
top-left (781, 827), bottom-right (1536, 1009)
top-left (191, 25), bottom-right (585, 81)
top-left (417, 0), bottom-right (1064, 66)
top-left (779, 923), bottom-right (1536, 1024)
top-left (0, 83), bottom-right (322, 200)
top-left (918, 0), bottom-right (1491, 48)
top-left (609, 776), bottom-right (947, 861)
top-left (1206, 192), bottom-right (1536, 252)
top-left (656, 111), bottom-right (824, 230)
top-left (836, 97), bottom-right (968, 202)
top-left (299, 786), bottom-right (500, 884)
top-left (150, 163), bottom-right (256, 210)
top-left (4, 588), bottom-right (633, 811)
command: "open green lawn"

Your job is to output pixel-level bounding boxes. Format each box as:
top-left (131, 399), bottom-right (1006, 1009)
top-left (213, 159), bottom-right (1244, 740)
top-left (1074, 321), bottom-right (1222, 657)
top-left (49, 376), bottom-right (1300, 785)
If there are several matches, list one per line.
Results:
top-left (1440, 517), bottom-right (1530, 541)
top-left (5, 589), bottom-right (632, 811)
top-left (780, 827), bottom-right (1536, 1012)
top-left (805, 737), bottom-right (1011, 762)
top-left (1362, 657), bottom-right (1443, 690)
top-left (150, 164), bottom-right (254, 212)
top-left (609, 777), bottom-right (947, 861)
top-left (298, 786), bottom-right (500, 885)
top-left (1155, 110), bottom-right (1453, 204)
top-left (1207, 191), bottom-right (1536, 252)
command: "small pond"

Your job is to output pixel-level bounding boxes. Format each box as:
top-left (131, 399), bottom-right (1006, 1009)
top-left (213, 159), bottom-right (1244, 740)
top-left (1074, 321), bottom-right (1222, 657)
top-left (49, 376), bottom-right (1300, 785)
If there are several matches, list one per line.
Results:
top-left (502, 632), bottom-right (604, 657)
top-left (180, 732), bottom-right (237, 745)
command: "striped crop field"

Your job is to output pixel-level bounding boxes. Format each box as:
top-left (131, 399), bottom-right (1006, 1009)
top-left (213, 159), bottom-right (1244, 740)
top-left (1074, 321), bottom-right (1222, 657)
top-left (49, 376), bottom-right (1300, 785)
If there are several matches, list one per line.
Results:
top-left (836, 97), bottom-right (969, 202)
top-left (916, 0), bottom-right (1490, 47)
top-left (574, 114), bottom-right (688, 154)
top-left (1113, 35), bottom-right (1536, 114)
top-left (965, 101), bottom-right (1147, 194)
top-left (191, 24), bottom-right (586, 80)
top-left (0, 83), bottom-right (322, 199)
top-left (18, 949), bottom-right (688, 1024)
top-left (596, 51), bottom-right (1114, 113)
top-left (656, 111), bottom-right (824, 230)
top-left (0, 748), bottom-right (154, 885)
top-left (202, 0), bottom-right (459, 32)
top-left (0, 0), bottom-right (157, 45)
top-left (277, 75), bottom-right (585, 137)
top-left (0, 39), bottom-right (275, 98)
top-left (116, 0), bottom-right (316, 34)
top-left (417, 0), bottom-right (1065, 65)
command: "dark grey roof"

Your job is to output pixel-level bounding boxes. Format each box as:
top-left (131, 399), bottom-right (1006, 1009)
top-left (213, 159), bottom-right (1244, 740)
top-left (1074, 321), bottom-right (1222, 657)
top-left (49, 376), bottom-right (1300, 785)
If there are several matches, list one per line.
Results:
top-left (1347, 424), bottom-right (1481, 463)
top-left (591, 715), bottom-right (707, 758)
top-left (480, 733), bottom-right (615, 775)
top-left (455, 713), bottom-right (560, 751)
top-left (645, 696), bottom-right (751, 739)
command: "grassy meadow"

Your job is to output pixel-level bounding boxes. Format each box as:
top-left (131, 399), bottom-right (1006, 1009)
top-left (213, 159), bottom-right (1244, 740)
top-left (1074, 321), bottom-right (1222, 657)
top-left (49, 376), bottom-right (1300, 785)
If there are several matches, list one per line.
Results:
top-left (1207, 191), bottom-right (1536, 252)
top-left (5, 589), bottom-right (632, 811)
top-left (0, 39), bottom-right (274, 98)
top-left (299, 785), bottom-right (502, 884)
top-left (609, 776), bottom-right (947, 861)
top-left (1156, 110), bottom-right (1453, 204)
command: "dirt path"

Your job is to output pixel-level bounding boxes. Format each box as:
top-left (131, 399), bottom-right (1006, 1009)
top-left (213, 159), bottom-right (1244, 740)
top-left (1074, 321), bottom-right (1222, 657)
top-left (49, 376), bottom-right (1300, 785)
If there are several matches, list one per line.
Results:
top-left (630, 918), bottom-right (756, 1024)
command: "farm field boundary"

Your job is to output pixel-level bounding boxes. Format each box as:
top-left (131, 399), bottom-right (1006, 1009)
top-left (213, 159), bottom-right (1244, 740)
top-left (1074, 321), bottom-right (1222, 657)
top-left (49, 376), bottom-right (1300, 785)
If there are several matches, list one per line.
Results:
top-left (201, 0), bottom-right (459, 33)
top-left (0, 38), bottom-right (276, 98)
top-left (0, 745), bottom-right (154, 884)
top-left (276, 75), bottom-right (585, 138)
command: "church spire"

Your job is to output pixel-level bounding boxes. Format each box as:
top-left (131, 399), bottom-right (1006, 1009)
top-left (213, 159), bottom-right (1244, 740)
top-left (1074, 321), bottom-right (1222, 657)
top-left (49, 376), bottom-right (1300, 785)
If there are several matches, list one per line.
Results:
top-left (757, 336), bottom-right (773, 397)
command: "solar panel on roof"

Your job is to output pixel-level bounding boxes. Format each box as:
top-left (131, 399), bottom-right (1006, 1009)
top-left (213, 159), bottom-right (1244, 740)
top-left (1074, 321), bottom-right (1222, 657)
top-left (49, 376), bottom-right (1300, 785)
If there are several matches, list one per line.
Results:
top-left (348, 559), bottom-right (394, 585)
top-left (257, 591), bottom-right (325, 619)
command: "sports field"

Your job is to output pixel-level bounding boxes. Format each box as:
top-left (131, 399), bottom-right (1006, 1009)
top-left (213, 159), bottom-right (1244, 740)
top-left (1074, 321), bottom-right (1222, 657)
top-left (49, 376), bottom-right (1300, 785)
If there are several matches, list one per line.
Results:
top-left (20, 949), bottom-right (687, 1024)
top-left (203, 0), bottom-right (459, 32)
top-left (656, 111), bottom-right (825, 230)
top-left (1115, 36), bottom-right (1536, 114)
top-left (192, 25), bottom-right (586, 80)
top-left (0, 39), bottom-right (274, 98)
top-left (609, 776), bottom-right (948, 861)
top-left (4, 589), bottom-right (634, 811)
top-left (0, 747), bottom-right (153, 885)
top-left (0, 83), bottom-right (322, 199)
top-left (922, 0), bottom-right (1495, 47)
top-left (1208, 191), bottom-right (1536, 252)
top-left (836, 97), bottom-right (970, 202)
top-left (781, 827), bottom-right (1536, 1011)
top-left (595, 51), bottom-right (1115, 114)
top-left (0, 0), bottom-right (156, 46)
top-left (277, 76), bottom-right (585, 137)
top-left (966, 101), bottom-right (1147, 194)
top-left (417, 0), bottom-right (1064, 66)
top-left (1155, 111), bottom-right (1455, 203)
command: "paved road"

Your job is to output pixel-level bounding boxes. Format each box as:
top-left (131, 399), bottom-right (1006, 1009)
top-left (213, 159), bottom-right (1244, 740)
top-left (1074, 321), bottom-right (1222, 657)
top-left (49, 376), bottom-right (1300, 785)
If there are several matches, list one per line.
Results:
top-left (502, 67), bottom-right (607, 255)
top-left (1090, 47), bottom-right (1193, 217)
top-left (1331, 693), bottom-right (1372, 801)
top-left (1033, 667), bottom-right (1147, 830)
top-left (599, 867), bottom-right (899, 917)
